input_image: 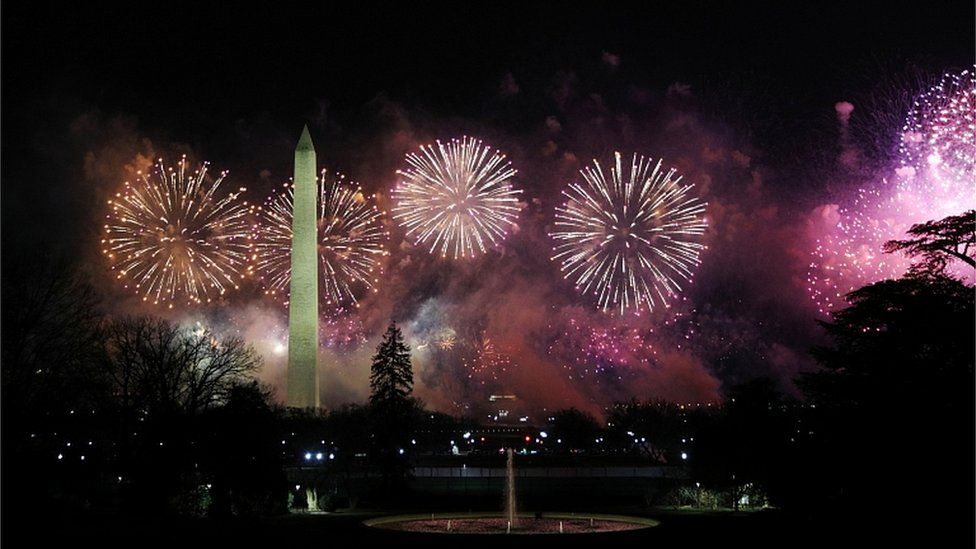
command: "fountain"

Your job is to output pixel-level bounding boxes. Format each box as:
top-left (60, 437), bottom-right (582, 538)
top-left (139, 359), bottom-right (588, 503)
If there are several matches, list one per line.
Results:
top-left (364, 448), bottom-right (659, 535)
top-left (505, 448), bottom-right (517, 529)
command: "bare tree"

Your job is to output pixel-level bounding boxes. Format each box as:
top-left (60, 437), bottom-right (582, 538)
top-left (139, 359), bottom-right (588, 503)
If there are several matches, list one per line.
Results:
top-left (883, 210), bottom-right (975, 274)
top-left (1, 255), bottom-right (105, 416)
top-left (105, 317), bottom-right (261, 416)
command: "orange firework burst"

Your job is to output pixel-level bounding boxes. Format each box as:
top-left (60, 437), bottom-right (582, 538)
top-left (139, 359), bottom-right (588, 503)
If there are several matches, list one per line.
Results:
top-left (102, 156), bottom-right (251, 307)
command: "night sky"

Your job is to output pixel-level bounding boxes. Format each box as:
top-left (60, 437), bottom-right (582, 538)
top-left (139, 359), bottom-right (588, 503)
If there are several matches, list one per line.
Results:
top-left (3, 1), bottom-right (973, 415)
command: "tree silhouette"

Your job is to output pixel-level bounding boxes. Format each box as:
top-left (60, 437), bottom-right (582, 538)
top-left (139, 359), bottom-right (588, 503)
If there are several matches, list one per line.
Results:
top-left (103, 316), bottom-right (263, 511)
top-left (368, 323), bottom-right (415, 493)
top-left (803, 274), bottom-right (973, 407)
top-left (607, 400), bottom-right (684, 462)
top-left (1, 255), bottom-right (109, 515)
top-left (1, 255), bottom-right (106, 421)
top-left (369, 323), bottom-right (414, 407)
top-left (105, 317), bottom-right (262, 416)
top-left (800, 272), bottom-right (974, 527)
top-left (550, 408), bottom-right (601, 451)
top-left (200, 381), bottom-right (286, 517)
top-left (693, 379), bottom-right (791, 510)
top-left (883, 209), bottom-right (975, 274)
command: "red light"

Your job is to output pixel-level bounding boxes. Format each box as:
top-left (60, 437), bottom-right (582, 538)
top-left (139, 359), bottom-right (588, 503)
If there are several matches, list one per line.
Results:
top-left (524, 436), bottom-right (531, 442)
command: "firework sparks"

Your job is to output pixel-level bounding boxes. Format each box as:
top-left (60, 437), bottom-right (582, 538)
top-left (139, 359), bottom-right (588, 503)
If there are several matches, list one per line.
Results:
top-left (463, 333), bottom-right (512, 384)
top-left (807, 186), bottom-right (906, 314)
top-left (321, 315), bottom-right (368, 349)
top-left (434, 328), bottom-right (457, 350)
top-left (252, 171), bottom-right (388, 311)
top-left (550, 152), bottom-right (707, 314)
top-left (546, 310), bottom-right (697, 382)
top-left (549, 318), bottom-right (649, 381)
top-left (900, 67), bottom-right (975, 186)
top-left (807, 179), bottom-right (974, 314)
top-left (392, 137), bottom-right (522, 259)
top-left (808, 68), bottom-right (975, 314)
top-left (101, 156), bottom-right (251, 307)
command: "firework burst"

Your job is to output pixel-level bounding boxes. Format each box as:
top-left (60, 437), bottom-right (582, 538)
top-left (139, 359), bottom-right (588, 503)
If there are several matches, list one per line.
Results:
top-left (432, 328), bottom-right (457, 350)
top-left (102, 156), bottom-right (251, 307)
top-left (808, 68), bottom-right (975, 314)
top-left (252, 171), bottom-right (388, 311)
top-left (392, 137), bottom-right (522, 259)
top-left (550, 152), bottom-right (707, 314)
top-left (900, 67), bottom-right (975, 186)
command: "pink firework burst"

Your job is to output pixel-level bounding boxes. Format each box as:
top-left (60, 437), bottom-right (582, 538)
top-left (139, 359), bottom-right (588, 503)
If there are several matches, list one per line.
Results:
top-left (900, 67), bottom-right (975, 187)
top-left (808, 68), bottom-right (975, 314)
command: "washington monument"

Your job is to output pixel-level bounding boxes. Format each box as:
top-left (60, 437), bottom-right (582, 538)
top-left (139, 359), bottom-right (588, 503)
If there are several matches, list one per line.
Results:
top-left (287, 126), bottom-right (319, 408)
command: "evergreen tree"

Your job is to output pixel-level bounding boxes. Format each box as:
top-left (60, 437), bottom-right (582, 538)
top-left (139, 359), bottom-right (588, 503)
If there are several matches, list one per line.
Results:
top-left (368, 323), bottom-right (415, 494)
top-left (369, 323), bottom-right (413, 408)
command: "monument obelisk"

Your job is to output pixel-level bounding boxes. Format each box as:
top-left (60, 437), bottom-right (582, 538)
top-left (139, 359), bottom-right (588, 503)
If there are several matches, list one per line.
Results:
top-left (287, 126), bottom-right (319, 408)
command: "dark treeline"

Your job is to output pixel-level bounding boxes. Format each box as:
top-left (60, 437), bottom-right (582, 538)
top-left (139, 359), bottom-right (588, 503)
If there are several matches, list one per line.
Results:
top-left (2, 212), bottom-right (973, 535)
top-left (2, 257), bottom-right (285, 517)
